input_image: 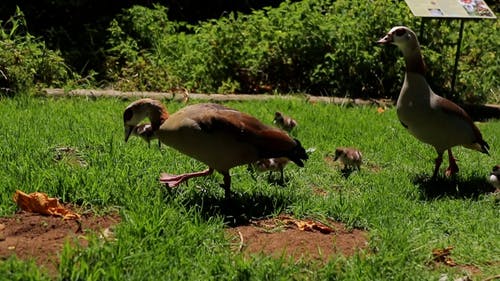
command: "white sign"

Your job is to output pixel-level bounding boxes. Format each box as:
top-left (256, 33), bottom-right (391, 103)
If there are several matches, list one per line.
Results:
top-left (404, 0), bottom-right (496, 19)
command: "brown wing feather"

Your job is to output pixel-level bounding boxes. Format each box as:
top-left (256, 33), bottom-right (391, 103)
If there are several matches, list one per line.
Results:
top-left (437, 98), bottom-right (489, 154)
top-left (193, 104), bottom-right (308, 165)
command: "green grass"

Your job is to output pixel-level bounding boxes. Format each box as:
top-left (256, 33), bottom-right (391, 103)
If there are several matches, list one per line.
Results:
top-left (0, 96), bottom-right (499, 280)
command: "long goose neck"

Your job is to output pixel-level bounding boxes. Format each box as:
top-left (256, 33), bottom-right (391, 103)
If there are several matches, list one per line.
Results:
top-left (402, 45), bottom-right (426, 76)
top-left (147, 103), bottom-right (169, 130)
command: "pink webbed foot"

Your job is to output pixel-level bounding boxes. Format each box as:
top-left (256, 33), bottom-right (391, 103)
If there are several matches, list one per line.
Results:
top-left (159, 173), bottom-right (187, 188)
top-left (159, 168), bottom-right (214, 188)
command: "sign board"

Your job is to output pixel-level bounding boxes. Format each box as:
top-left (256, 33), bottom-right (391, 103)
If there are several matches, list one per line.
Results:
top-left (404, 0), bottom-right (496, 19)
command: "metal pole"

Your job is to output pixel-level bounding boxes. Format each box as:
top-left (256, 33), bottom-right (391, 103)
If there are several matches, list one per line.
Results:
top-left (419, 18), bottom-right (425, 42)
top-left (451, 19), bottom-right (465, 96)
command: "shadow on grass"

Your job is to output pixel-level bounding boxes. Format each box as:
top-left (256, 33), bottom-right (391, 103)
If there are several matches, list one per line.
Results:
top-left (165, 187), bottom-right (291, 227)
top-left (340, 168), bottom-right (359, 179)
top-left (413, 174), bottom-right (495, 200)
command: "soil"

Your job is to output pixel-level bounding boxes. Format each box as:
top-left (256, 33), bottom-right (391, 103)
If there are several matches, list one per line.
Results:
top-left (0, 210), bottom-right (120, 276)
top-left (227, 214), bottom-right (368, 263)
top-left (1, 210), bottom-right (492, 278)
top-left (0, 210), bottom-right (366, 277)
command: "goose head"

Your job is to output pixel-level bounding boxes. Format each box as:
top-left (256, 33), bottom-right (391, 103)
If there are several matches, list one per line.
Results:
top-left (123, 98), bottom-right (169, 142)
top-left (377, 26), bottom-right (420, 56)
top-left (377, 26), bottom-right (426, 74)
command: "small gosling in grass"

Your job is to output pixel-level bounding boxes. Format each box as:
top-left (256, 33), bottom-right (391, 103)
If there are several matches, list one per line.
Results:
top-left (273, 111), bottom-right (297, 132)
top-left (132, 123), bottom-right (161, 148)
top-left (334, 147), bottom-right (363, 171)
top-left (249, 157), bottom-right (290, 183)
top-left (489, 165), bottom-right (500, 189)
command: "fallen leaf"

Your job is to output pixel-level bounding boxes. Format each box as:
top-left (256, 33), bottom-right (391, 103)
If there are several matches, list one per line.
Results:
top-left (13, 190), bottom-right (81, 220)
top-left (432, 246), bottom-right (456, 267)
top-left (312, 223), bottom-right (335, 234)
top-left (283, 217), bottom-right (335, 234)
top-left (296, 220), bottom-right (315, 232)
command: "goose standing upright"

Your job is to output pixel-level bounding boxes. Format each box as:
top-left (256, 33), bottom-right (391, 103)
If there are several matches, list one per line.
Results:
top-left (123, 99), bottom-right (308, 199)
top-left (377, 26), bottom-right (489, 179)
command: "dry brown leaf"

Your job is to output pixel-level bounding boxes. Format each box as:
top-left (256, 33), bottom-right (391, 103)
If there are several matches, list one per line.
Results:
top-left (13, 190), bottom-right (81, 220)
top-left (296, 220), bottom-right (315, 232)
top-left (312, 223), bottom-right (335, 234)
top-left (289, 218), bottom-right (335, 234)
top-left (432, 246), bottom-right (456, 267)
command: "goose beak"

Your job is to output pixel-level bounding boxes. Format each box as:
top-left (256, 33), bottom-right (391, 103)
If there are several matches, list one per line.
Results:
top-left (377, 34), bottom-right (392, 45)
top-left (124, 125), bottom-right (134, 142)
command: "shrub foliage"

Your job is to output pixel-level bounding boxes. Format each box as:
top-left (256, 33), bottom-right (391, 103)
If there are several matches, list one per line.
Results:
top-left (0, 7), bottom-right (71, 96)
top-left (104, 0), bottom-right (499, 102)
top-left (1, 1), bottom-right (498, 103)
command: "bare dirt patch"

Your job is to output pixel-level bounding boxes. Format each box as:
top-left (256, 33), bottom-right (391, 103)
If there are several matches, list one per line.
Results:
top-left (227, 214), bottom-right (368, 263)
top-left (0, 210), bottom-right (120, 275)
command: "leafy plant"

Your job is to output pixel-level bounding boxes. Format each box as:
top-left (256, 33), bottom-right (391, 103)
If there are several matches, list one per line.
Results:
top-left (0, 7), bottom-right (72, 96)
top-left (104, 0), bottom-right (499, 103)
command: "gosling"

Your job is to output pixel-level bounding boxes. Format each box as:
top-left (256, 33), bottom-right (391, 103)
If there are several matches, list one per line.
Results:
top-left (489, 165), bottom-right (500, 189)
top-left (274, 111), bottom-right (298, 132)
top-left (334, 147), bottom-right (362, 171)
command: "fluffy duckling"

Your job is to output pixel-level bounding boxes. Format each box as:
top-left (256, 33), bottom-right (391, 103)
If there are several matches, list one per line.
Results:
top-left (334, 147), bottom-right (362, 171)
top-left (274, 111), bottom-right (298, 132)
top-left (123, 99), bottom-right (308, 199)
top-left (131, 123), bottom-right (161, 148)
top-left (377, 26), bottom-right (489, 179)
top-left (248, 157), bottom-right (290, 183)
top-left (489, 165), bottom-right (500, 189)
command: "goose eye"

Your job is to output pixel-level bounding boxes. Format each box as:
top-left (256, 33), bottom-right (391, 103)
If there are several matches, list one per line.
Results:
top-left (395, 28), bottom-right (406, 37)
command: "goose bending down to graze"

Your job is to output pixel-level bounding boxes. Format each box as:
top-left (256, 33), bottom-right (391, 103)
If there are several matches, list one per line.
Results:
top-left (377, 26), bottom-right (489, 179)
top-left (123, 98), bottom-right (308, 199)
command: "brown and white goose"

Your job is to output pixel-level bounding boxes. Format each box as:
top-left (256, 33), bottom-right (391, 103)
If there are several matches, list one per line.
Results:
top-left (377, 26), bottom-right (489, 179)
top-left (123, 98), bottom-right (308, 199)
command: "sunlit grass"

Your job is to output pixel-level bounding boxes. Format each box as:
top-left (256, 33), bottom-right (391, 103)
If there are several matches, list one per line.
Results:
top-left (0, 96), bottom-right (498, 280)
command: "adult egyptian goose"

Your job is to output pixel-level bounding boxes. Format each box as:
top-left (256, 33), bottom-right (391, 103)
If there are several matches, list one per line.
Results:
top-left (489, 165), bottom-right (500, 189)
top-left (333, 147), bottom-right (363, 171)
top-left (377, 26), bottom-right (489, 179)
top-left (123, 98), bottom-right (308, 199)
top-left (274, 111), bottom-right (298, 132)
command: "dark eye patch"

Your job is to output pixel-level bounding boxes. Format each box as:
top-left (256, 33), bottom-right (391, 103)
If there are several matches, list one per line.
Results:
top-left (395, 28), bottom-right (406, 37)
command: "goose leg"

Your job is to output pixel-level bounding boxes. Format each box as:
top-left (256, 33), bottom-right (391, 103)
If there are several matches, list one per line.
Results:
top-left (160, 168), bottom-right (214, 188)
top-left (445, 149), bottom-right (459, 177)
top-left (278, 168), bottom-right (284, 185)
top-left (220, 172), bottom-right (231, 200)
top-left (432, 151), bottom-right (444, 179)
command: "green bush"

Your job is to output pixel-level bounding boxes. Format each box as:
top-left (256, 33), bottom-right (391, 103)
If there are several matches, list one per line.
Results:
top-left (105, 0), bottom-right (498, 102)
top-left (0, 7), bottom-right (71, 96)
